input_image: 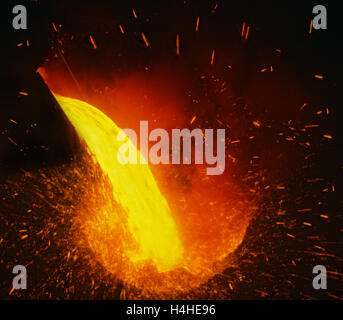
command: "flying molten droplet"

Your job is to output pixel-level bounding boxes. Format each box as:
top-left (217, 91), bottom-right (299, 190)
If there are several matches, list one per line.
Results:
top-left (54, 94), bottom-right (183, 272)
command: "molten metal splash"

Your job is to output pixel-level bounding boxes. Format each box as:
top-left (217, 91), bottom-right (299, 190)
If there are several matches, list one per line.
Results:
top-left (51, 92), bottom-right (254, 298)
top-left (54, 94), bottom-right (183, 272)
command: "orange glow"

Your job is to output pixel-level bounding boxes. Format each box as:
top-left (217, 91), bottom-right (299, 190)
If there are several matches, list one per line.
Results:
top-left (89, 35), bottom-right (97, 49)
top-left (141, 33), bottom-right (150, 48)
top-left (176, 34), bottom-right (180, 55)
top-left (55, 94), bottom-right (183, 272)
top-left (132, 9), bottom-right (138, 19)
top-left (39, 67), bottom-right (255, 297)
top-left (314, 74), bottom-right (324, 79)
top-left (210, 49), bottom-right (215, 65)
top-left (119, 25), bottom-right (125, 34)
top-left (195, 16), bottom-right (200, 32)
top-left (309, 20), bottom-right (313, 34)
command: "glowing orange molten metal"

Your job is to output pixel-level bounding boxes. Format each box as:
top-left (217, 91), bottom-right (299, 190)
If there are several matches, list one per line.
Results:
top-left (55, 94), bottom-right (183, 272)
top-left (50, 87), bottom-right (254, 298)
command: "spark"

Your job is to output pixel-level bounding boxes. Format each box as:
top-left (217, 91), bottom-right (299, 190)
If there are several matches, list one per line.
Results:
top-left (210, 49), bottom-right (215, 65)
top-left (299, 103), bottom-right (308, 111)
top-left (241, 22), bottom-right (246, 37)
top-left (119, 24), bottom-right (125, 34)
top-left (314, 74), bottom-right (324, 79)
top-left (141, 33), bottom-right (150, 47)
top-left (195, 16), bottom-right (200, 32)
top-left (297, 209), bottom-right (312, 212)
top-left (52, 22), bottom-right (58, 32)
top-left (89, 35), bottom-right (97, 49)
top-left (253, 121), bottom-right (261, 128)
top-left (176, 34), bottom-right (180, 55)
top-left (241, 22), bottom-right (250, 40)
top-left (245, 25), bottom-right (250, 40)
top-left (309, 20), bottom-right (313, 34)
top-left (8, 137), bottom-right (18, 146)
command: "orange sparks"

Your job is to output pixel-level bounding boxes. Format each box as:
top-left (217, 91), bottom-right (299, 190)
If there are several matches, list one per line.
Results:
top-left (8, 137), bottom-right (18, 146)
top-left (119, 25), bottom-right (125, 34)
top-left (253, 120), bottom-right (261, 128)
top-left (52, 22), bottom-right (57, 32)
top-left (195, 16), bottom-right (200, 32)
top-left (309, 20), bottom-right (313, 34)
top-left (323, 134), bottom-right (332, 139)
top-left (299, 103), bottom-right (308, 111)
top-left (17, 43), bottom-right (23, 47)
top-left (10, 119), bottom-right (17, 124)
top-left (314, 245), bottom-right (326, 251)
top-left (190, 115), bottom-right (197, 125)
top-left (19, 91), bottom-right (28, 96)
top-left (141, 33), bottom-right (150, 47)
top-left (210, 49), bottom-right (215, 65)
top-left (89, 35), bottom-right (97, 49)
top-left (176, 34), bottom-right (180, 55)
top-left (132, 9), bottom-right (138, 19)
top-left (241, 22), bottom-right (246, 37)
top-left (241, 22), bottom-right (250, 40)
top-left (314, 74), bottom-right (324, 79)
top-left (26, 40), bottom-right (30, 47)
top-left (245, 25), bottom-right (250, 40)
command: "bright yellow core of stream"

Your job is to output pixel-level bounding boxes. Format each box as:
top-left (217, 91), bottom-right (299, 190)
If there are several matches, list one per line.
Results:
top-left (55, 94), bottom-right (183, 273)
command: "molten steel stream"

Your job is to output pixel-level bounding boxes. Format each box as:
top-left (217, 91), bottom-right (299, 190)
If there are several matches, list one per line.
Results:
top-left (55, 94), bottom-right (183, 272)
